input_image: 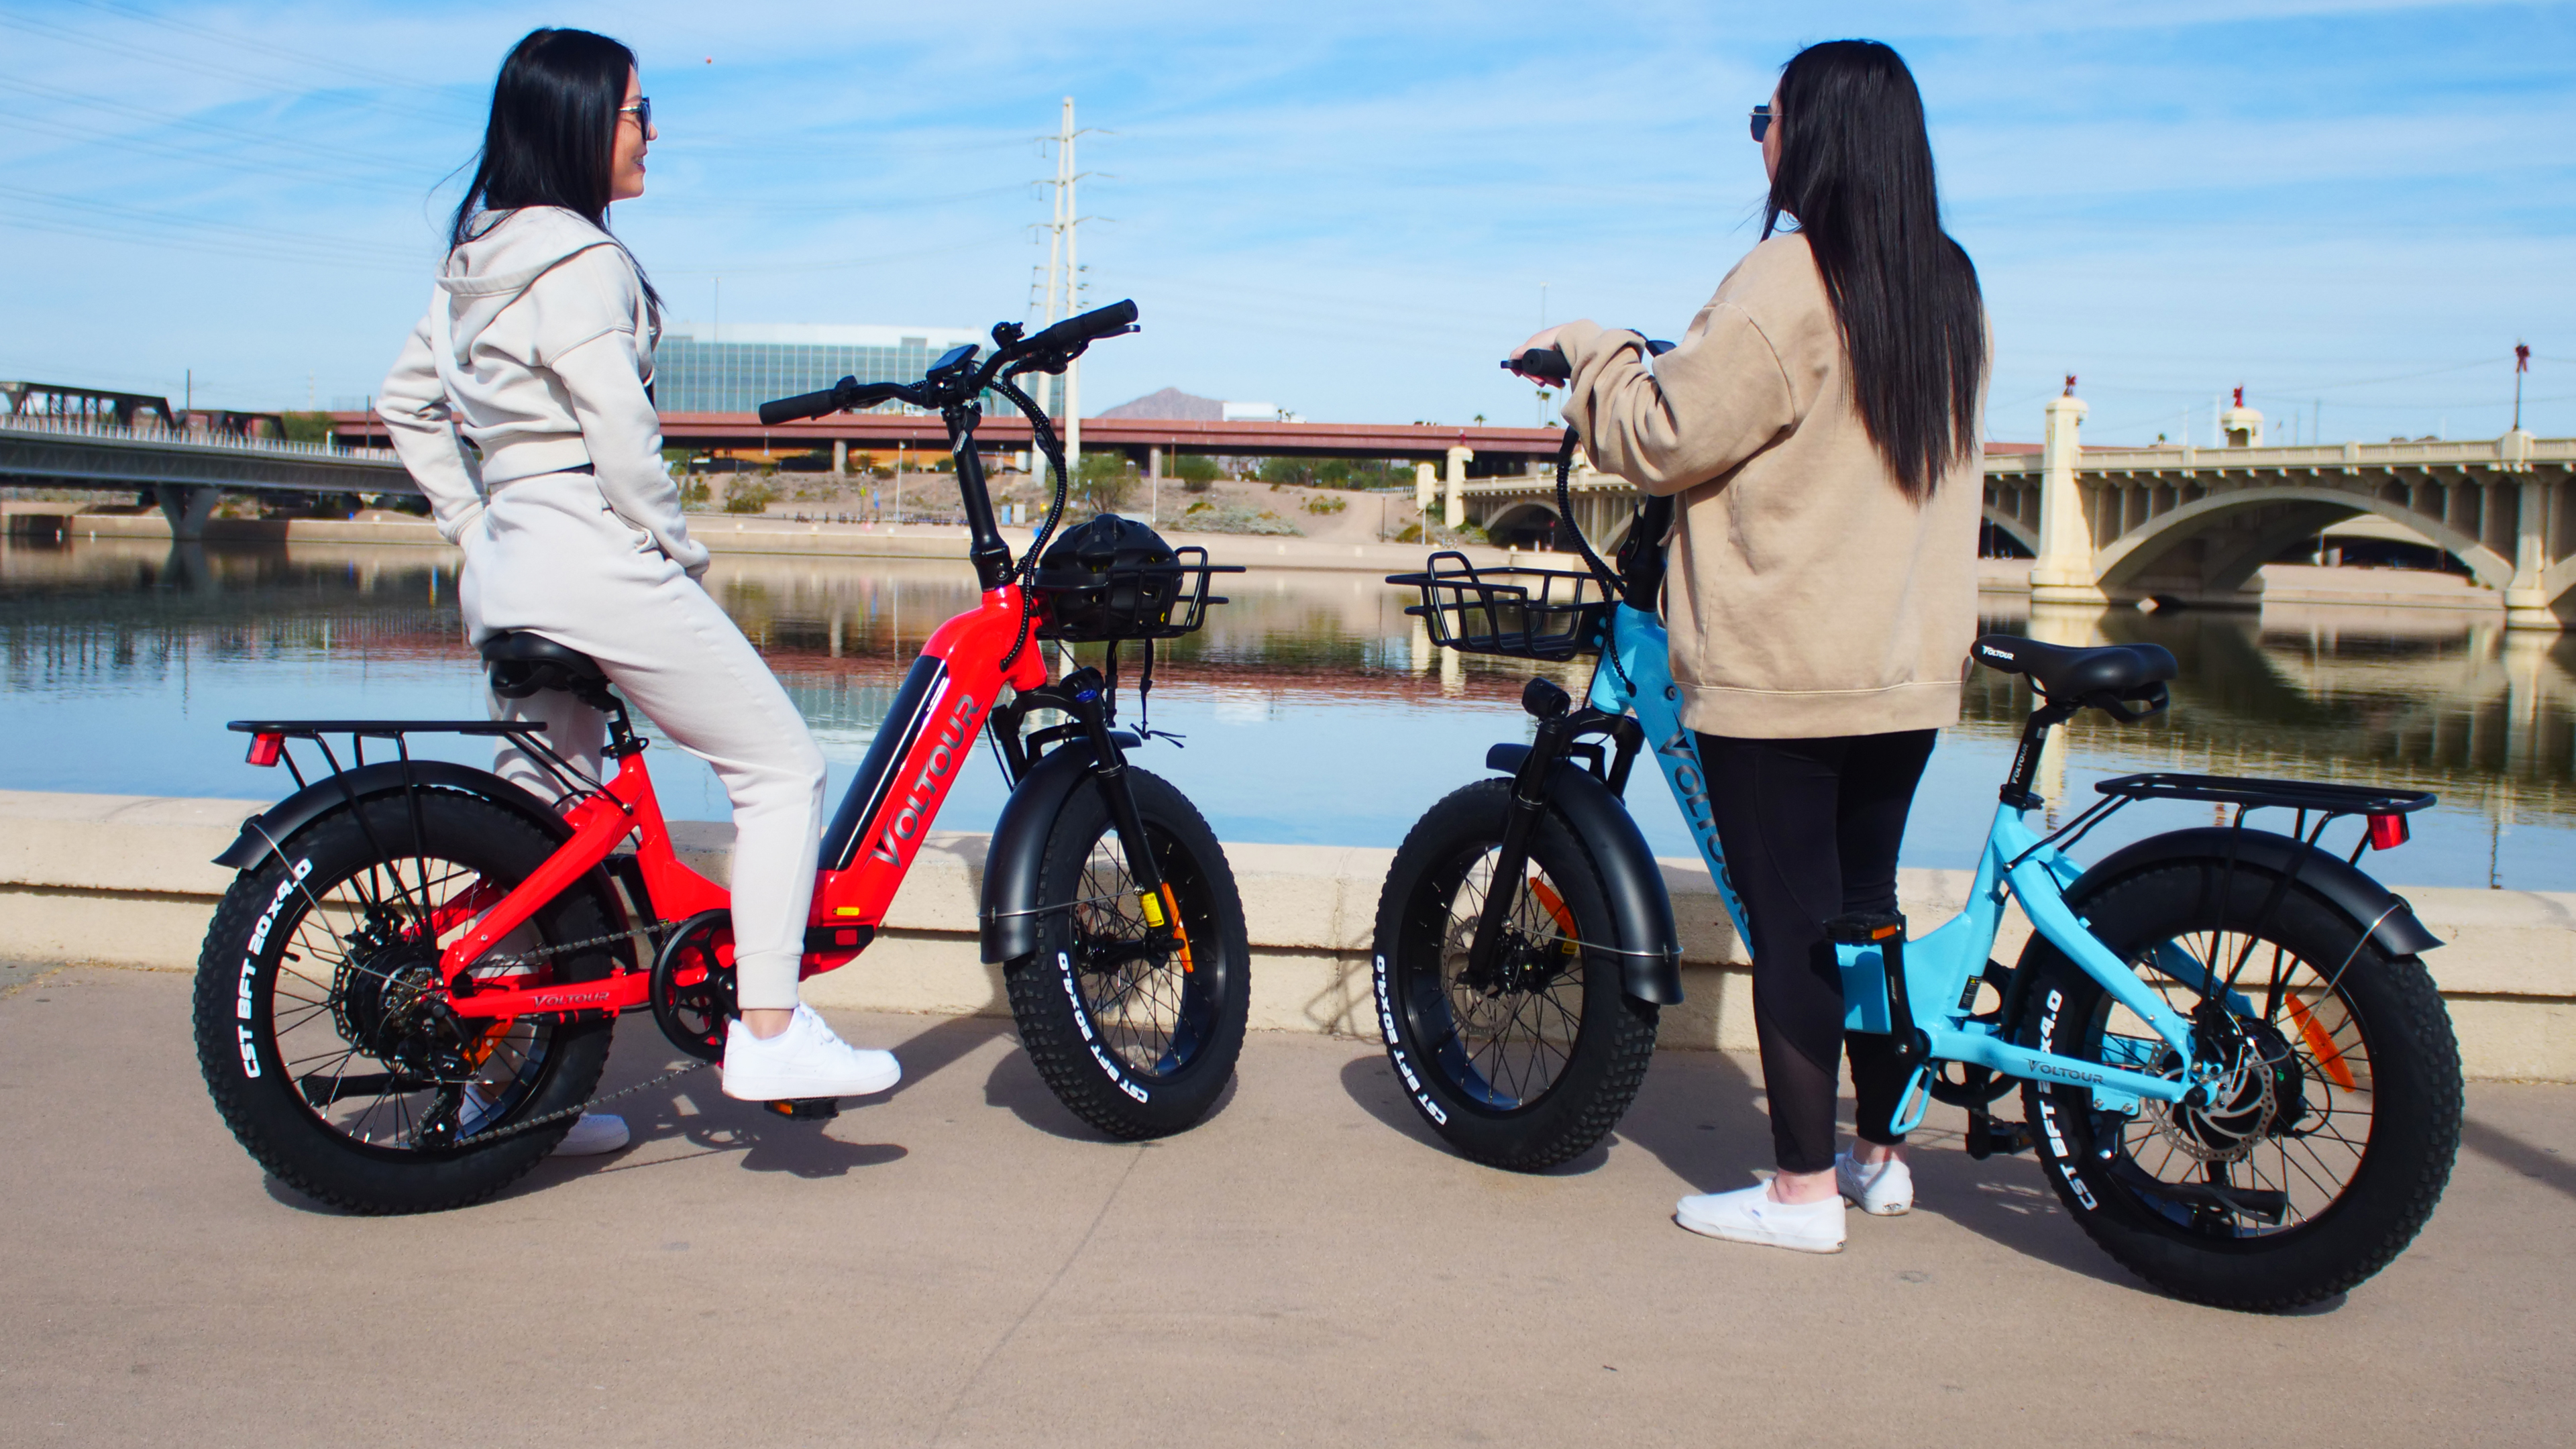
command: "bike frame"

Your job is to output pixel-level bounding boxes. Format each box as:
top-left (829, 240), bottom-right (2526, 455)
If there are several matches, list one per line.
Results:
top-left (1585, 601), bottom-right (2209, 1129)
top-left (427, 580), bottom-right (1050, 1022)
top-left (394, 313), bottom-right (1175, 1026)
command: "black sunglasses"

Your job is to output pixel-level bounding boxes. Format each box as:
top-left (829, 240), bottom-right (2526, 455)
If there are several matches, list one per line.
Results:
top-left (621, 97), bottom-right (652, 133)
top-left (1749, 103), bottom-right (1772, 143)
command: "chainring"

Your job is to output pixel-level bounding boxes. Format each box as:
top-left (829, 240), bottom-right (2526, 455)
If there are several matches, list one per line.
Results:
top-left (649, 910), bottom-right (737, 1063)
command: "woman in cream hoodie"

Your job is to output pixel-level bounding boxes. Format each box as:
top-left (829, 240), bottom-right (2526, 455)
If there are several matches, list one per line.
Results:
top-left (380, 29), bottom-right (898, 1133)
top-left (1519, 40), bottom-right (1987, 1253)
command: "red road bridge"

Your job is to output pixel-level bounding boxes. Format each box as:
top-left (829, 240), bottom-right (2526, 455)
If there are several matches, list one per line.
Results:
top-left (323, 411), bottom-right (1565, 472)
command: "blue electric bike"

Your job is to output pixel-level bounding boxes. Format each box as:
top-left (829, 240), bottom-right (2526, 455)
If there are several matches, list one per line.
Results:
top-left (1371, 352), bottom-right (2463, 1309)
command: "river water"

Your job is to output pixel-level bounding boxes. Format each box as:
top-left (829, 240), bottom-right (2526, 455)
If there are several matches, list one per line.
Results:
top-left (5, 533), bottom-right (2573, 891)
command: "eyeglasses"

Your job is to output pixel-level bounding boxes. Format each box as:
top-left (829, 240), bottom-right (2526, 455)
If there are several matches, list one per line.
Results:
top-left (1749, 104), bottom-right (1772, 143)
top-left (620, 97), bottom-right (652, 133)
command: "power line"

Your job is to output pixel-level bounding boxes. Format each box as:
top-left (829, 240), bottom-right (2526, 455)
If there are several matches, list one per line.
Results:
top-left (60, 0), bottom-right (468, 107)
top-left (0, 75), bottom-right (437, 176)
top-left (0, 10), bottom-right (462, 127)
top-left (0, 109), bottom-right (429, 197)
top-left (0, 182), bottom-right (423, 267)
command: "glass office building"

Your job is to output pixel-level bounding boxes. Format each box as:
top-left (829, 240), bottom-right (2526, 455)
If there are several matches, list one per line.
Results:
top-left (653, 324), bottom-right (987, 415)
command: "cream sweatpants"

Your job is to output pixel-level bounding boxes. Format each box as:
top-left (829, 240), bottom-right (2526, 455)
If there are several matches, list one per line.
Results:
top-left (460, 471), bottom-right (826, 1010)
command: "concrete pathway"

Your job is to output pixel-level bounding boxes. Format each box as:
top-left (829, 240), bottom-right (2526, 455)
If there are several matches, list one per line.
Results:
top-left (5, 964), bottom-right (2571, 1447)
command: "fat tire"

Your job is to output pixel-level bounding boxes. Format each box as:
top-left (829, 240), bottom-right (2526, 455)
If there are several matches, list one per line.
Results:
top-left (191, 792), bottom-right (617, 1214)
top-left (1372, 778), bottom-right (1658, 1171)
top-left (1007, 767), bottom-right (1250, 1138)
top-left (2018, 860), bottom-right (2462, 1311)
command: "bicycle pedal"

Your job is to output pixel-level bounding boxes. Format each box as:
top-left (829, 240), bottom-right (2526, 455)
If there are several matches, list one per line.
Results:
top-left (1965, 1114), bottom-right (2033, 1160)
top-left (763, 1097), bottom-right (841, 1121)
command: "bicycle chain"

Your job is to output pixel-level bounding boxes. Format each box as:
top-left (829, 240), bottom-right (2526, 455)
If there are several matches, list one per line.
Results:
top-left (458, 1058), bottom-right (712, 1146)
top-left (445, 918), bottom-right (710, 1145)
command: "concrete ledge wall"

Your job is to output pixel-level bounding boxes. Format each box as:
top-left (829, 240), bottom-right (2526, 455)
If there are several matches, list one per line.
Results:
top-left (5, 789), bottom-right (2567, 1080)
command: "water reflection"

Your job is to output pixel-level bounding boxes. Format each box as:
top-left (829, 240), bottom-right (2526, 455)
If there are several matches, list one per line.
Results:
top-left (5, 533), bottom-right (2573, 888)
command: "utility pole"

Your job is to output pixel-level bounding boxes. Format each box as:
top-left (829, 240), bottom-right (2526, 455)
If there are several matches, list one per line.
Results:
top-left (1034, 98), bottom-right (1105, 476)
top-left (2515, 341), bottom-right (2530, 431)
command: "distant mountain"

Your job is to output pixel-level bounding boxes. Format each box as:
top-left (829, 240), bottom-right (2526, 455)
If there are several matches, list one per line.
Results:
top-left (1099, 387), bottom-right (1224, 421)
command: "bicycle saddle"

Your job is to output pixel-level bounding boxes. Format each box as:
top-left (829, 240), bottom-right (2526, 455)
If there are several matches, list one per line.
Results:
top-left (1970, 633), bottom-right (2176, 702)
top-left (480, 631), bottom-right (613, 704)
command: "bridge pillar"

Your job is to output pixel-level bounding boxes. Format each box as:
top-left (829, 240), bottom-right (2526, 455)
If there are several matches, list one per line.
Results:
top-left (2500, 431), bottom-right (2559, 630)
top-left (1444, 445), bottom-right (1472, 529)
top-left (833, 440), bottom-right (848, 475)
top-left (1415, 462), bottom-right (1436, 521)
top-left (2029, 391), bottom-right (2106, 604)
top-left (154, 485), bottom-right (219, 542)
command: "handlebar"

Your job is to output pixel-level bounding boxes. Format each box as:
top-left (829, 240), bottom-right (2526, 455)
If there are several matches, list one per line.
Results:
top-left (1503, 347), bottom-right (1570, 384)
top-left (1502, 335), bottom-right (1676, 388)
top-left (757, 380), bottom-right (901, 426)
top-left (1020, 299), bottom-right (1139, 363)
top-left (755, 299), bottom-right (1140, 425)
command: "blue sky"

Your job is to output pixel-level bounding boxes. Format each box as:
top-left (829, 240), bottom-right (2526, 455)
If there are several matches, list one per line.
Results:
top-left (1, 0), bottom-right (2569, 445)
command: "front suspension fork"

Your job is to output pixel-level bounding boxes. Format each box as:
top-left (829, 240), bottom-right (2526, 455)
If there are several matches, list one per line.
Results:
top-left (1466, 680), bottom-right (1587, 988)
top-left (1063, 671), bottom-right (1189, 963)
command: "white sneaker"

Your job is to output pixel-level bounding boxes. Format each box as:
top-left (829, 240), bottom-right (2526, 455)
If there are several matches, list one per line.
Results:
top-left (1835, 1152), bottom-right (1913, 1216)
top-left (553, 1114), bottom-right (630, 1157)
top-left (1674, 1183), bottom-right (1847, 1254)
top-left (720, 1003), bottom-right (901, 1102)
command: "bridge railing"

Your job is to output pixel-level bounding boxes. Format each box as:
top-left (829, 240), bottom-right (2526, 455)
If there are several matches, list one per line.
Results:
top-left (0, 411), bottom-right (399, 463)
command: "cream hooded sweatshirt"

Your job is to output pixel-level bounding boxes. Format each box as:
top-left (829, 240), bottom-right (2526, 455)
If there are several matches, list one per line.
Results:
top-left (378, 207), bottom-right (708, 576)
top-left (1554, 235), bottom-right (1984, 740)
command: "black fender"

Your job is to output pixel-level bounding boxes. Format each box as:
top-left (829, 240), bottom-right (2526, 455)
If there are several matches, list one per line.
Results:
top-left (2068, 825), bottom-right (2443, 957)
top-left (213, 761), bottom-right (575, 869)
top-left (1487, 743), bottom-right (1684, 1004)
top-left (978, 733), bottom-right (1140, 965)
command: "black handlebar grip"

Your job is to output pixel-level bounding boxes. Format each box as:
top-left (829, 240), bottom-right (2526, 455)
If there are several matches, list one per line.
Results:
top-left (1028, 299), bottom-right (1140, 352)
top-left (1503, 347), bottom-right (1570, 384)
top-left (758, 379), bottom-right (854, 425)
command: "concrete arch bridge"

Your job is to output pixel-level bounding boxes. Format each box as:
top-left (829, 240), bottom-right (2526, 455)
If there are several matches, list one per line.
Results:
top-left (1456, 395), bottom-right (2576, 629)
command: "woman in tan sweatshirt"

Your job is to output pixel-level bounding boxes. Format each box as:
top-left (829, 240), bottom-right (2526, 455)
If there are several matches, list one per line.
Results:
top-left (1520, 40), bottom-right (1986, 1253)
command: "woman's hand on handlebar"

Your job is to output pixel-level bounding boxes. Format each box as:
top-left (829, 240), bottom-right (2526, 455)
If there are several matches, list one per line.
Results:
top-left (1508, 326), bottom-right (1569, 384)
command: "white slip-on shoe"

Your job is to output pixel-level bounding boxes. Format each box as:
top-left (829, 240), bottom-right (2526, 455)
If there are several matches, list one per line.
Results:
top-left (721, 1003), bottom-right (902, 1102)
top-left (1674, 1183), bottom-right (1847, 1254)
top-left (552, 1114), bottom-right (630, 1157)
top-left (1835, 1152), bottom-right (1913, 1216)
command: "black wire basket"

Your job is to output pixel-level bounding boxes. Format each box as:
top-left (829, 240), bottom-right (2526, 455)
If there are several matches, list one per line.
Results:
top-left (1387, 550), bottom-right (1612, 661)
top-left (1030, 517), bottom-right (1241, 642)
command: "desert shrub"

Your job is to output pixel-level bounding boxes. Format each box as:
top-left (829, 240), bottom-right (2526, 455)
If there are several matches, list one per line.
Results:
top-left (1172, 453), bottom-right (1221, 492)
top-left (1173, 502), bottom-right (1300, 536)
top-left (1303, 494), bottom-right (1347, 515)
top-left (722, 477), bottom-right (778, 514)
top-left (1075, 452), bottom-right (1140, 515)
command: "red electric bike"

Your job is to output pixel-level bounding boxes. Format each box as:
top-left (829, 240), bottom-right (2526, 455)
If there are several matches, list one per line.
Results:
top-left (193, 302), bottom-right (1253, 1213)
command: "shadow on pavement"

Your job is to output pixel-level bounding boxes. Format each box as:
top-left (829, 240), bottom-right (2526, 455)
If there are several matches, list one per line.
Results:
top-left (2463, 1114), bottom-right (2576, 1201)
top-left (1613, 1047), bottom-right (2148, 1293)
top-left (1336, 1053), bottom-right (1450, 1155)
top-left (884, 1012), bottom-right (1014, 1093)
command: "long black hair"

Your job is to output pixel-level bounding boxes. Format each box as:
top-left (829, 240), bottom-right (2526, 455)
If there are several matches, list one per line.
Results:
top-left (449, 29), bottom-right (657, 305)
top-left (1762, 40), bottom-right (1984, 503)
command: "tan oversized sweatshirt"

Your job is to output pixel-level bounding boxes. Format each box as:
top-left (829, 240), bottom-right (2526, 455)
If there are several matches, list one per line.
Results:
top-left (1554, 234), bottom-right (1984, 739)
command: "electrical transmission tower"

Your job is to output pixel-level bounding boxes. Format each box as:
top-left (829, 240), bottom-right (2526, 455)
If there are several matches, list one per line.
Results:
top-left (1030, 97), bottom-right (1104, 471)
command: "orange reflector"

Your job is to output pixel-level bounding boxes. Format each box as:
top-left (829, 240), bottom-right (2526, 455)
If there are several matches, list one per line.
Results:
top-left (2284, 996), bottom-right (2357, 1089)
top-left (1529, 877), bottom-right (1579, 955)
top-left (246, 733), bottom-right (284, 767)
top-left (2367, 812), bottom-right (2410, 851)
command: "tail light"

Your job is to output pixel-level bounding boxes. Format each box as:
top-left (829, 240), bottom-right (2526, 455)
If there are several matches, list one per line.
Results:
top-left (2367, 812), bottom-right (2410, 851)
top-left (246, 733), bottom-right (285, 767)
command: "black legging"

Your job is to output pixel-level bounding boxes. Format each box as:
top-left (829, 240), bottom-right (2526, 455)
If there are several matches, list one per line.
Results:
top-left (1696, 729), bottom-right (1937, 1174)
